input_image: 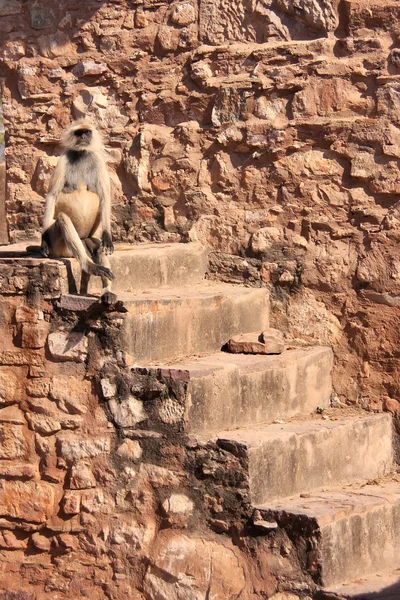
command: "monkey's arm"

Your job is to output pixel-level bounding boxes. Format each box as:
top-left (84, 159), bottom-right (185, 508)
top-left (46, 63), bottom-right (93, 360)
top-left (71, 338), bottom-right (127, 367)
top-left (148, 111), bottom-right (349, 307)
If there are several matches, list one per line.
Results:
top-left (43, 156), bottom-right (67, 231)
top-left (41, 156), bottom-right (67, 256)
top-left (97, 159), bottom-right (114, 254)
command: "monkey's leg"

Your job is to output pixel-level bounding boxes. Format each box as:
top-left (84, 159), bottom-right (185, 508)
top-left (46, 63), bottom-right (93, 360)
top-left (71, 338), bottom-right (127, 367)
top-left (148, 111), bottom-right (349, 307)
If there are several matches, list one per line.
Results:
top-left (54, 213), bottom-right (114, 282)
top-left (80, 238), bottom-right (100, 295)
top-left (93, 244), bottom-right (117, 306)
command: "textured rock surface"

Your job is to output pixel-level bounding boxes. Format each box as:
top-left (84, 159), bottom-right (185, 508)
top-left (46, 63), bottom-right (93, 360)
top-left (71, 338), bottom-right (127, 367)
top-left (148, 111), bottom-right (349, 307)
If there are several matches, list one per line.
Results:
top-left (0, 0), bottom-right (399, 408)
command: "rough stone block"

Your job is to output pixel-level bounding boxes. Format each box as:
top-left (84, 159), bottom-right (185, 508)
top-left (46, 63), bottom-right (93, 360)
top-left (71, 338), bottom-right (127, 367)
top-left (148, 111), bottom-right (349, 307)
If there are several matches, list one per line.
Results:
top-left (0, 423), bottom-right (27, 459)
top-left (57, 436), bottom-right (110, 461)
top-left (21, 321), bottom-right (49, 349)
top-left (48, 331), bottom-right (88, 363)
top-left (0, 480), bottom-right (55, 523)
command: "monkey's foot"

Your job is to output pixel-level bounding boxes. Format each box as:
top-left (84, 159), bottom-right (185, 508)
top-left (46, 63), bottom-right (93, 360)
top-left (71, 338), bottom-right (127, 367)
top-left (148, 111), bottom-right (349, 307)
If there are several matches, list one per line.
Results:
top-left (88, 264), bottom-right (115, 281)
top-left (101, 291), bottom-right (118, 306)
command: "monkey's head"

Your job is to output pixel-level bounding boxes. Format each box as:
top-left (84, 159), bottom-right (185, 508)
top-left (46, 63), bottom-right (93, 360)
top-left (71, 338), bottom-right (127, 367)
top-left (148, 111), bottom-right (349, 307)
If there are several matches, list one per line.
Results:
top-left (61, 119), bottom-right (103, 152)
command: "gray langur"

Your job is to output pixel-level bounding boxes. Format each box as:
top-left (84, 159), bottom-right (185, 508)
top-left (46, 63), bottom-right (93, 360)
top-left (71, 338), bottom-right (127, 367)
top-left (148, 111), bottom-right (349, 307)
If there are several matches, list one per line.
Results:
top-left (38, 119), bottom-right (117, 304)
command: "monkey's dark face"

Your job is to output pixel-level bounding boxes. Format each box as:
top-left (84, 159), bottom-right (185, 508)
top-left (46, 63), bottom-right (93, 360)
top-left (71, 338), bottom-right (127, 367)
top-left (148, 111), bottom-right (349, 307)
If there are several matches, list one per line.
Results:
top-left (61, 119), bottom-right (103, 154)
top-left (73, 128), bottom-right (93, 149)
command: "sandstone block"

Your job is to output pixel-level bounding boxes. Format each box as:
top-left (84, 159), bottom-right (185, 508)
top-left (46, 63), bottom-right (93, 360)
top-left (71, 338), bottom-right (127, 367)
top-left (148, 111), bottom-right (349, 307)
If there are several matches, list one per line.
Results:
top-left (0, 405), bottom-right (25, 424)
top-left (0, 530), bottom-right (27, 550)
top-left (251, 227), bottom-right (282, 254)
top-left (171, 3), bottom-right (196, 25)
top-left (0, 480), bottom-right (55, 523)
top-left (0, 368), bottom-right (25, 405)
top-left (116, 439), bottom-right (142, 462)
top-left (0, 0), bottom-right (21, 16)
top-left (48, 331), bottom-right (88, 363)
top-left (50, 376), bottom-right (89, 415)
top-left (0, 463), bottom-right (38, 479)
top-left (161, 493), bottom-right (194, 528)
top-left (26, 379), bottom-right (50, 397)
top-left (31, 532), bottom-right (52, 552)
top-left (62, 490), bottom-right (81, 515)
top-left (57, 436), bottom-right (110, 461)
top-left (26, 413), bottom-right (61, 435)
top-left (30, 3), bottom-right (55, 29)
top-left (21, 321), bottom-right (49, 349)
top-left (108, 396), bottom-right (146, 428)
top-left (68, 461), bottom-right (96, 489)
top-left (144, 533), bottom-right (246, 600)
top-left (15, 305), bottom-right (43, 324)
top-left (74, 60), bottom-right (107, 77)
top-left (0, 424), bottom-right (27, 459)
top-left (228, 329), bottom-right (284, 355)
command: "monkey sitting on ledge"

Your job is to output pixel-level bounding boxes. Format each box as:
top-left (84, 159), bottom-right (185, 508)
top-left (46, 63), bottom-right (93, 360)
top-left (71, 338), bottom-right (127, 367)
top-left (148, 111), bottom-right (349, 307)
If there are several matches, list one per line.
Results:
top-left (29, 119), bottom-right (117, 305)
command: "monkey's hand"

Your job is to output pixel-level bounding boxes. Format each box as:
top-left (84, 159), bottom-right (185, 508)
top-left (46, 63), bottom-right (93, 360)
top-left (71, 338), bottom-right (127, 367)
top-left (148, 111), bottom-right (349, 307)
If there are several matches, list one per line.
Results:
top-left (101, 231), bottom-right (114, 255)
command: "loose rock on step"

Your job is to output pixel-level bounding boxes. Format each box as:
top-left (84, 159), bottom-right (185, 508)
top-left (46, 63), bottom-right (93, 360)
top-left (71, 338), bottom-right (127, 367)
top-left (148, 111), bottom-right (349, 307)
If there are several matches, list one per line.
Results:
top-left (227, 329), bottom-right (285, 355)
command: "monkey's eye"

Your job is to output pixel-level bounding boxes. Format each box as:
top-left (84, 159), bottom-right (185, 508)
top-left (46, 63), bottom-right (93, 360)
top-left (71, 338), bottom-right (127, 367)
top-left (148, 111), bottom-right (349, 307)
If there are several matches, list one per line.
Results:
top-left (74, 129), bottom-right (91, 138)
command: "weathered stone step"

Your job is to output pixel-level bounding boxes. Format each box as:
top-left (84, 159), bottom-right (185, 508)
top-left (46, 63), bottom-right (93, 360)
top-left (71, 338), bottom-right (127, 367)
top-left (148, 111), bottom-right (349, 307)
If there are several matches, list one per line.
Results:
top-left (75, 242), bottom-right (209, 292)
top-left (326, 566), bottom-right (400, 599)
top-left (60, 283), bottom-right (269, 363)
top-left (0, 241), bottom-right (209, 291)
top-left (218, 414), bottom-right (392, 503)
top-left (257, 480), bottom-right (400, 588)
top-left (141, 347), bottom-right (333, 433)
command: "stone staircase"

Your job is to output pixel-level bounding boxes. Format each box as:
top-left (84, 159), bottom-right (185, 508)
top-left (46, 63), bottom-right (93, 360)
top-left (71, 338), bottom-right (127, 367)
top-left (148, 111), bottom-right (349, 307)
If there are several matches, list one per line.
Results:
top-left (5, 240), bottom-right (399, 599)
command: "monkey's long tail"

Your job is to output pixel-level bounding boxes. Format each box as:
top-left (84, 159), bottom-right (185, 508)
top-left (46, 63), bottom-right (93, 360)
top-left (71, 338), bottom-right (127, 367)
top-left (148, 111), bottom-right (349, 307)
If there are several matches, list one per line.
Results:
top-left (26, 245), bottom-right (45, 254)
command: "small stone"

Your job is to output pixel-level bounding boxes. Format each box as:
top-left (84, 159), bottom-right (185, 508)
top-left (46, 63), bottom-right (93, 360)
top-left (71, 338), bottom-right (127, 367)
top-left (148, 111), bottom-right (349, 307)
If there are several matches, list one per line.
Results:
top-left (0, 481), bottom-right (55, 523)
top-left (62, 491), bottom-right (81, 515)
top-left (383, 397), bottom-right (400, 413)
top-left (26, 379), bottom-right (50, 397)
top-left (68, 461), bottom-right (96, 489)
top-left (31, 532), bottom-right (52, 552)
top-left (55, 533), bottom-right (76, 552)
top-left (0, 405), bottom-right (25, 424)
top-left (108, 396), bottom-right (146, 428)
top-left (116, 439), bottom-right (142, 462)
top-left (15, 305), bottom-right (43, 323)
top-left (171, 3), bottom-right (196, 25)
top-left (0, 530), bottom-right (27, 550)
top-left (261, 328), bottom-right (285, 354)
top-left (161, 493), bottom-right (194, 528)
top-left (0, 368), bottom-right (23, 405)
top-left (0, 424), bottom-right (27, 459)
top-left (141, 464), bottom-right (184, 488)
top-left (0, 0), bottom-right (22, 16)
top-left (227, 329), bottom-right (284, 355)
top-left (74, 60), bottom-right (108, 77)
top-left (21, 321), bottom-right (49, 349)
top-left (101, 378), bottom-right (116, 399)
top-left (26, 413), bottom-right (61, 435)
top-left (135, 8), bottom-right (148, 28)
top-left (30, 2), bottom-right (55, 29)
top-left (57, 437), bottom-right (110, 461)
top-left (0, 463), bottom-right (38, 479)
top-left (228, 332), bottom-right (266, 354)
top-left (48, 331), bottom-right (88, 363)
top-left (251, 227), bottom-right (282, 254)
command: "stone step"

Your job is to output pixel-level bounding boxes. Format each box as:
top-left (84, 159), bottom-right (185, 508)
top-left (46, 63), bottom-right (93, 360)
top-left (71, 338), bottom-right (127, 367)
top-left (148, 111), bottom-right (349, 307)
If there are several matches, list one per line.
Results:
top-left (218, 413), bottom-right (392, 503)
top-left (136, 347), bottom-right (333, 434)
top-left (257, 479), bottom-right (400, 588)
top-left (326, 566), bottom-right (400, 599)
top-left (74, 242), bottom-right (209, 292)
top-left (0, 242), bottom-right (209, 291)
top-left (60, 283), bottom-right (270, 363)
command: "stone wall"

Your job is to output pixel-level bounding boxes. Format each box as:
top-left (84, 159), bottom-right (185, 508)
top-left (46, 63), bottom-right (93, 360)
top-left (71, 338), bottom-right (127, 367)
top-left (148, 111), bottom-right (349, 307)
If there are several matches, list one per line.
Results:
top-left (1, 0), bottom-right (400, 406)
top-left (0, 258), bottom-right (314, 599)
